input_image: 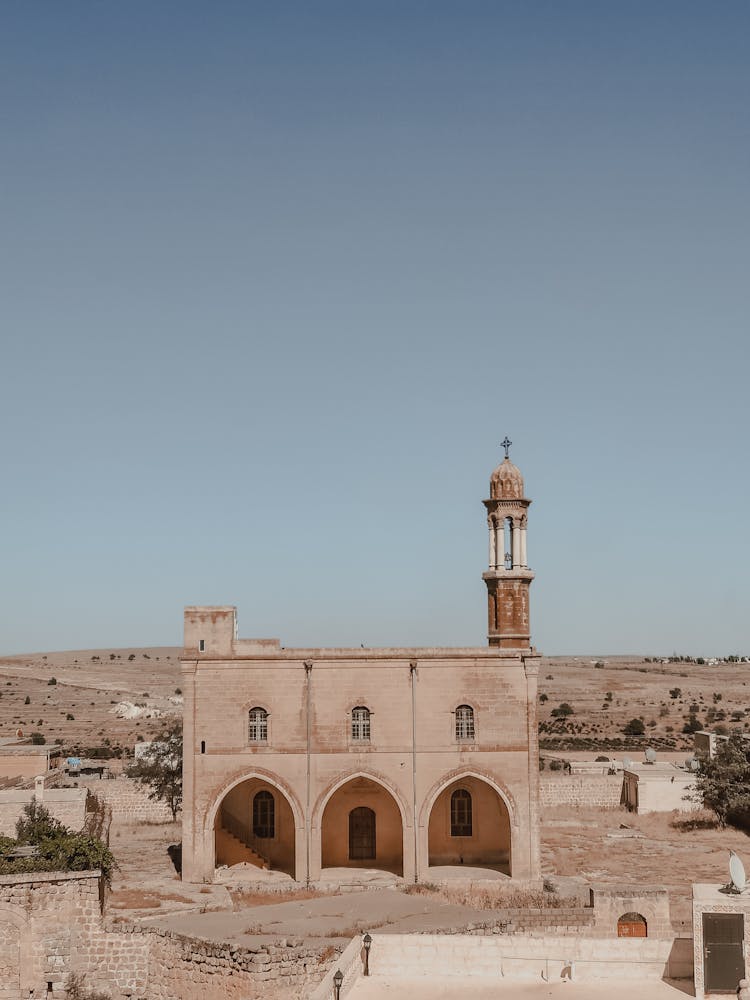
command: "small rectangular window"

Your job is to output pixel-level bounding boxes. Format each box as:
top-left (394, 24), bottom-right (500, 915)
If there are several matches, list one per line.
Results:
top-left (199, 639), bottom-right (205, 652)
top-left (200, 740), bottom-right (206, 754)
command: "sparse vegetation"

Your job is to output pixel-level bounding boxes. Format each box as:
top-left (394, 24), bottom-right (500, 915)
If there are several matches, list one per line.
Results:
top-left (0, 798), bottom-right (116, 884)
top-left (551, 702), bottom-right (574, 718)
top-left (694, 730), bottom-right (750, 828)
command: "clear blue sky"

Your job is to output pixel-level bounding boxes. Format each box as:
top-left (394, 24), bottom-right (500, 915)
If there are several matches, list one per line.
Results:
top-left (1, 2), bottom-right (748, 656)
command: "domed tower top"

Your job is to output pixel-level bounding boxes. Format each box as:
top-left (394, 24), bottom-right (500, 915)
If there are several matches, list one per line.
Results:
top-left (490, 457), bottom-right (525, 500)
top-left (489, 435), bottom-right (526, 500)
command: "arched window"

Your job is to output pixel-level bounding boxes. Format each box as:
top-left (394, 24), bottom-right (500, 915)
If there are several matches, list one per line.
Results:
top-left (248, 707), bottom-right (268, 743)
top-left (253, 790), bottom-right (275, 838)
top-left (450, 789), bottom-right (472, 837)
top-left (351, 706), bottom-right (371, 742)
top-left (455, 704), bottom-right (475, 742)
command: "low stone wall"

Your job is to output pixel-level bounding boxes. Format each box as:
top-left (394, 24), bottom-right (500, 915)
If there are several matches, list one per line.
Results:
top-left (0, 868), bottom-right (340, 999)
top-left (142, 927), bottom-right (338, 999)
top-left (428, 906), bottom-right (596, 937)
top-left (540, 774), bottom-right (623, 808)
top-left (0, 787), bottom-right (88, 836)
top-left (79, 777), bottom-right (174, 824)
top-left (366, 931), bottom-right (692, 982)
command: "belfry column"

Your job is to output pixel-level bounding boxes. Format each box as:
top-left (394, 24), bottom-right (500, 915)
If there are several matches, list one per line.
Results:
top-left (520, 522), bottom-right (528, 567)
top-left (488, 518), bottom-right (497, 569)
top-left (511, 520), bottom-right (521, 568)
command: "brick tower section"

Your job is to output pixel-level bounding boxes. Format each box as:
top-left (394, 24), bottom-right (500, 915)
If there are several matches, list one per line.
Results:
top-left (482, 447), bottom-right (534, 650)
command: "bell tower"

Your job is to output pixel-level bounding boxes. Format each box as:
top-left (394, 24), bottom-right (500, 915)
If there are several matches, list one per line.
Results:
top-left (482, 438), bottom-right (534, 649)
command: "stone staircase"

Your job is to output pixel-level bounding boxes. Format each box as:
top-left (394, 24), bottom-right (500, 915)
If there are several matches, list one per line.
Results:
top-left (216, 825), bottom-right (269, 869)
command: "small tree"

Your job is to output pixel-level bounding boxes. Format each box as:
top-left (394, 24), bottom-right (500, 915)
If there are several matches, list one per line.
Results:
top-left (127, 719), bottom-right (182, 820)
top-left (695, 730), bottom-right (750, 827)
top-left (551, 703), bottom-right (574, 718)
top-left (669, 688), bottom-right (681, 699)
top-left (623, 718), bottom-right (645, 736)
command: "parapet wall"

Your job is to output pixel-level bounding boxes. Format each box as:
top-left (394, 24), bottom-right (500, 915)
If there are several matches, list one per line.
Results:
top-left (363, 932), bottom-right (692, 983)
top-left (540, 775), bottom-right (623, 809)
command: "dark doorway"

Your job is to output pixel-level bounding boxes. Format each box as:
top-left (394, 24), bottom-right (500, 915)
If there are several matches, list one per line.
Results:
top-left (349, 806), bottom-right (376, 860)
top-left (703, 912), bottom-right (744, 993)
top-left (253, 790), bottom-right (275, 839)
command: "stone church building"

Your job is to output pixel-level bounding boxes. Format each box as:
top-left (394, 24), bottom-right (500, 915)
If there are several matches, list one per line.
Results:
top-left (181, 452), bottom-right (541, 884)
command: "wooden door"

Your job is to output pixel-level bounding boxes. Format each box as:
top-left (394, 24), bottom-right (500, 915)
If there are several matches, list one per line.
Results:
top-left (349, 807), bottom-right (376, 860)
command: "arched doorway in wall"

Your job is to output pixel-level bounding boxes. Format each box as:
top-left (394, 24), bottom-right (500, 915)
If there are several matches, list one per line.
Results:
top-left (321, 777), bottom-right (403, 876)
top-left (214, 777), bottom-right (296, 878)
top-left (0, 918), bottom-right (20, 999)
top-left (427, 775), bottom-right (512, 875)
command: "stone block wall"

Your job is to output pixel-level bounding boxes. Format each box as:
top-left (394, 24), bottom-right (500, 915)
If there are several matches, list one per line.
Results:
top-left (540, 775), bottom-right (623, 808)
top-left (0, 787), bottom-right (87, 836)
top-left (591, 884), bottom-right (673, 939)
top-left (0, 869), bottom-right (103, 997)
top-left (81, 777), bottom-right (174, 824)
top-left (143, 929), bottom-right (339, 1000)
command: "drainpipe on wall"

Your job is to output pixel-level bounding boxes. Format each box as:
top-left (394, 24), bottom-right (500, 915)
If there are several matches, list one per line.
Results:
top-left (304, 660), bottom-right (313, 887)
top-left (410, 660), bottom-right (419, 883)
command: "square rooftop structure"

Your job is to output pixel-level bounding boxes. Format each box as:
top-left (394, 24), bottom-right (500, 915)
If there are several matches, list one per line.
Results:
top-left (622, 762), bottom-right (699, 814)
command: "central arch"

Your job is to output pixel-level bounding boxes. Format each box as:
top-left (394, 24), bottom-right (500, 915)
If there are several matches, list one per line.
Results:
top-left (318, 774), bottom-right (405, 876)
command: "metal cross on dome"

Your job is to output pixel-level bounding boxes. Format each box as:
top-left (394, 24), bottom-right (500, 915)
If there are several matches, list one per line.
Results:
top-left (501, 436), bottom-right (512, 460)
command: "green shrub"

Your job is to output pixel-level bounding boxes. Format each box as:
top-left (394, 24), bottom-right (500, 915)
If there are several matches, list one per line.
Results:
top-left (623, 718), bottom-right (645, 736)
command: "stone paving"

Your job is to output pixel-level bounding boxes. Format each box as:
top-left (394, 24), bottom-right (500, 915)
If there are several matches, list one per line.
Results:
top-left (347, 976), bottom-right (695, 998)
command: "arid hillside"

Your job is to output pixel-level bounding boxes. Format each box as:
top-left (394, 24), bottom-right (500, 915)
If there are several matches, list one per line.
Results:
top-left (537, 655), bottom-right (750, 752)
top-left (0, 647), bottom-right (746, 757)
top-left (0, 647), bottom-right (182, 756)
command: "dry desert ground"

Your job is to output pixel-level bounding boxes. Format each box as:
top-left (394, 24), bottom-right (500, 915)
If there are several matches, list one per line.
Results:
top-left (1, 646), bottom-right (747, 939)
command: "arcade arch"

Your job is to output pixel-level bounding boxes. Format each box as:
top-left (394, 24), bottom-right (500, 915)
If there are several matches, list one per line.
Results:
top-left (319, 775), bottom-right (404, 875)
top-left (213, 775), bottom-right (297, 878)
top-left (427, 774), bottom-right (512, 874)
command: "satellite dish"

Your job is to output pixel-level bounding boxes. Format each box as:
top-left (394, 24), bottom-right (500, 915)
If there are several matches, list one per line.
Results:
top-left (730, 851), bottom-right (746, 892)
top-left (622, 757), bottom-right (632, 769)
top-left (645, 748), bottom-right (657, 763)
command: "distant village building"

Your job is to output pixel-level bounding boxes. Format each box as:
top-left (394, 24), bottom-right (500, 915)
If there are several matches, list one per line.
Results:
top-left (622, 762), bottom-right (699, 814)
top-left (181, 451), bottom-right (542, 883)
top-left (0, 736), bottom-right (60, 783)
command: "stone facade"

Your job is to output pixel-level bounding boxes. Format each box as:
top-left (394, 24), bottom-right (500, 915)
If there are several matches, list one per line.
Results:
top-left (181, 452), bottom-right (542, 885)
